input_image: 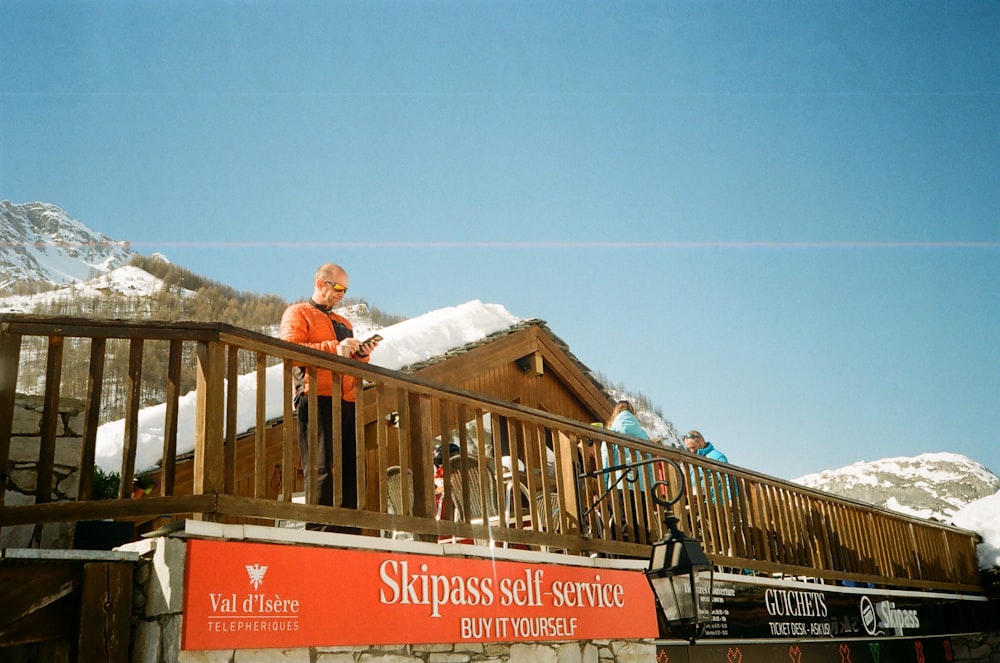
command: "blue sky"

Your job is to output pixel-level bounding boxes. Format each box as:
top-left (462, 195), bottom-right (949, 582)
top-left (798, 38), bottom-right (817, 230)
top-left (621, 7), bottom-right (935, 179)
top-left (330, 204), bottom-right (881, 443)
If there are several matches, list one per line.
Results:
top-left (3, 1), bottom-right (997, 481)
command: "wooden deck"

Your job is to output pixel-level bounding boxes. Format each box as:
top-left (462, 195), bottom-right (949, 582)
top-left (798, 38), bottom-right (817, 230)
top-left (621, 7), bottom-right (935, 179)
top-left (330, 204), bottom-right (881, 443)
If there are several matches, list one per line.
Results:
top-left (0, 314), bottom-right (986, 595)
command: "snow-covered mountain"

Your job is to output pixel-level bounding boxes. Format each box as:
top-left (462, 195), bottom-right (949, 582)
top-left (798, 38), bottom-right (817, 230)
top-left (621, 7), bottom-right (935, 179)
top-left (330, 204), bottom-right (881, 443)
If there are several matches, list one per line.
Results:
top-left (793, 452), bottom-right (1000, 522)
top-left (794, 454), bottom-right (1000, 570)
top-left (0, 200), bottom-right (133, 288)
top-left (0, 263), bottom-right (195, 314)
top-left (605, 385), bottom-right (683, 448)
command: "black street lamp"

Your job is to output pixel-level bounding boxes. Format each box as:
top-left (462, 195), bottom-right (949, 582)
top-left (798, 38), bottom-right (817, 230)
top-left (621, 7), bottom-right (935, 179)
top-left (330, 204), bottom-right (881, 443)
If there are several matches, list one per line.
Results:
top-left (644, 459), bottom-right (715, 644)
top-left (576, 453), bottom-right (715, 643)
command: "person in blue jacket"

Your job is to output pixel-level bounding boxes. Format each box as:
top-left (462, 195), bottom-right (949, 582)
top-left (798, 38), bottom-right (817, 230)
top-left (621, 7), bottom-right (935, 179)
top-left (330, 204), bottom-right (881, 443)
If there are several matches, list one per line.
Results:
top-left (608, 400), bottom-right (650, 439)
top-left (683, 430), bottom-right (732, 502)
top-left (601, 400), bottom-right (651, 490)
top-left (682, 430), bottom-right (729, 463)
top-left (600, 400), bottom-right (655, 542)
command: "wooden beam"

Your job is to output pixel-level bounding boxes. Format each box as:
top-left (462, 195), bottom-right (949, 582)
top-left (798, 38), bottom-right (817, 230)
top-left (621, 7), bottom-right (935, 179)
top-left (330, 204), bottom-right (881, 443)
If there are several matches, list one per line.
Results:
top-left (78, 562), bottom-right (131, 663)
top-left (194, 340), bottom-right (226, 499)
top-left (77, 337), bottom-right (107, 501)
top-left (36, 336), bottom-right (64, 505)
top-left (0, 494), bottom-right (220, 526)
top-left (0, 562), bottom-right (77, 646)
top-left (0, 324), bottom-right (22, 509)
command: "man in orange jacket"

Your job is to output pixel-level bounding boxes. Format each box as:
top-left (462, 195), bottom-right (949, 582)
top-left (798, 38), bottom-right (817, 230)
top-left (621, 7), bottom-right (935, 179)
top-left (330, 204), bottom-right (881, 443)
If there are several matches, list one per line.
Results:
top-left (279, 263), bottom-right (380, 520)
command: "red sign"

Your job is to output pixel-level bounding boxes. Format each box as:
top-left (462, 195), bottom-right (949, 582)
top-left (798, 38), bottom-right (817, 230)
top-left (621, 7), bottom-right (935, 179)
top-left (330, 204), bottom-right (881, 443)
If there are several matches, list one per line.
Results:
top-left (182, 539), bottom-right (658, 650)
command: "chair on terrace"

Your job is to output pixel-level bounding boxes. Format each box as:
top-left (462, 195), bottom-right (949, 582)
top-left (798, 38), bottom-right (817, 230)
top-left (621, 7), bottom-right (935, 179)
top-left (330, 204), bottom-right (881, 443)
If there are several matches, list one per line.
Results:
top-left (509, 481), bottom-right (561, 533)
top-left (385, 465), bottom-right (414, 540)
top-left (447, 455), bottom-right (503, 545)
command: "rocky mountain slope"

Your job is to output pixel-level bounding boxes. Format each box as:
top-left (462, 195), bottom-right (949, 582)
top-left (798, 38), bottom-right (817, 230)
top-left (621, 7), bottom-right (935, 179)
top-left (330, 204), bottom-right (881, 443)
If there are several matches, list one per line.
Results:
top-left (794, 452), bottom-right (1000, 522)
top-left (0, 200), bottom-right (133, 289)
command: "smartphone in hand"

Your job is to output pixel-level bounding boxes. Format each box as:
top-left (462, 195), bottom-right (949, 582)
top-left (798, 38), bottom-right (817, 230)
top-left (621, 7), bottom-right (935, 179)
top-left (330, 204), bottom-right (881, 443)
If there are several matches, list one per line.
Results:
top-left (354, 334), bottom-right (381, 359)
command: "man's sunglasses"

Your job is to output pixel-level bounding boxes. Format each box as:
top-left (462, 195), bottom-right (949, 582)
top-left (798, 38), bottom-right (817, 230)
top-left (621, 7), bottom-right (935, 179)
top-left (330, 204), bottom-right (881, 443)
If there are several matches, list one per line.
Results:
top-left (323, 280), bottom-right (348, 293)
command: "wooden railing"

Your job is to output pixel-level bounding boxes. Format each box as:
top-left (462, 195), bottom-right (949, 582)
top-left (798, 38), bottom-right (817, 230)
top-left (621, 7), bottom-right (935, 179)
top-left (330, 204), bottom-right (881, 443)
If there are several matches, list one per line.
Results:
top-left (0, 314), bottom-right (985, 594)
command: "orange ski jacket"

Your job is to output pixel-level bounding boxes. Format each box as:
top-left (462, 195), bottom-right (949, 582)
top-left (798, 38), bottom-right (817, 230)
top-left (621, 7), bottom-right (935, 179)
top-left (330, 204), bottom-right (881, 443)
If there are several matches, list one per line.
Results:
top-left (279, 301), bottom-right (370, 402)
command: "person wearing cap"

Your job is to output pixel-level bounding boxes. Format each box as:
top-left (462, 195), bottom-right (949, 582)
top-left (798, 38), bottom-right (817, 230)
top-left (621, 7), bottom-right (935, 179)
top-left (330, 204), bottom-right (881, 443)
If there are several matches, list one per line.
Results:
top-left (683, 430), bottom-right (729, 463)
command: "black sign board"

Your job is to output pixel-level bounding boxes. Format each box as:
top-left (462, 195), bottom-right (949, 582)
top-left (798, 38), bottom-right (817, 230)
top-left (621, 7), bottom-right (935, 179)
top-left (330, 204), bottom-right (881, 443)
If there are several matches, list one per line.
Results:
top-left (668, 573), bottom-right (995, 642)
top-left (658, 635), bottom-right (966, 663)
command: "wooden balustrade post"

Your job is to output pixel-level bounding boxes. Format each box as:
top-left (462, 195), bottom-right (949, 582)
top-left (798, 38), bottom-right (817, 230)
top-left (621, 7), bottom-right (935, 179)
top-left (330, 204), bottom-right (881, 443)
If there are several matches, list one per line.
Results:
top-left (194, 340), bottom-right (226, 510)
top-left (224, 344), bottom-right (239, 494)
top-left (281, 359), bottom-right (296, 502)
top-left (406, 392), bottom-right (433, 519)
top-left (119, 338), bottom-right (143, 499)
top-left (160, 340), bottom-right (183, 497)
top-left (35, 336), bottom-right (64, 504)
top-left (0, 325), bottom-right (22, 509)
top-left (553, 431), bottom-right (580, 533)
top-left (254, 351), bottom-right (268, 499)
top-left (77, 337), bottom-right (107, 501)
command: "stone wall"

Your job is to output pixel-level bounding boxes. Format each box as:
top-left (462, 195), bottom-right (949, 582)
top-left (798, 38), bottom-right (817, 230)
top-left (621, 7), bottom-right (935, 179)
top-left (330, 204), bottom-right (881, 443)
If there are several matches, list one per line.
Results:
top-left (153, 637), bottom-right (652, 663)
top-left (953, 632), bottom-right (1000, 662)
top-left (1, 395), bottom-right (86, 549)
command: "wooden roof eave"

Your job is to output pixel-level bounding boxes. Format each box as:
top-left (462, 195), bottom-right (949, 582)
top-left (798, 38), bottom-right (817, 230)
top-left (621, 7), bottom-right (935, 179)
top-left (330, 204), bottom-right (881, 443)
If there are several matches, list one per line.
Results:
top-left (528, 326), bottom-right (614, 421)
top-left (403, 328), bottom-right (539, 385)
top-left (355, 323), bottom-right (613, 425)
top-left (410, 324), bottom-right (613, 419)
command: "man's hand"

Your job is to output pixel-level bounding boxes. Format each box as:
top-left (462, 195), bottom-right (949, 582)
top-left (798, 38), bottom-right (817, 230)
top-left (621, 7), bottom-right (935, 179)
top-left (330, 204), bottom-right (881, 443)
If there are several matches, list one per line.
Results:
top-left (336, 338), bottom-right (361, 357)
top-left (355, 336), bottom-right (380, 358)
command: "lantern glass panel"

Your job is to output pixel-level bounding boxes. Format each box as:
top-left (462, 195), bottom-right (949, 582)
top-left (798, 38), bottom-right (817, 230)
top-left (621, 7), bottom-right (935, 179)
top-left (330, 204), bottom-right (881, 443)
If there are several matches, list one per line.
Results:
top-left (651, 574), bottom-right (693, 623)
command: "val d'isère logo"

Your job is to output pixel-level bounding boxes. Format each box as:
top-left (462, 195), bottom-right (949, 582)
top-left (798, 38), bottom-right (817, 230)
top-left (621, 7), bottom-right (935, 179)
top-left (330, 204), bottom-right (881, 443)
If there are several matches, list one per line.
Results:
top-left (246, 564), bottom-right (268, 590)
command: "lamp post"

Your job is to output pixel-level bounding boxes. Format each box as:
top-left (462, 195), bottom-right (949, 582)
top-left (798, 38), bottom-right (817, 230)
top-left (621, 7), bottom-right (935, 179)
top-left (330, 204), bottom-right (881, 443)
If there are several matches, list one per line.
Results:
top-left (644, 458), bottom-right (715, 644)
top-left (576, 453), bottom-right (715, 643)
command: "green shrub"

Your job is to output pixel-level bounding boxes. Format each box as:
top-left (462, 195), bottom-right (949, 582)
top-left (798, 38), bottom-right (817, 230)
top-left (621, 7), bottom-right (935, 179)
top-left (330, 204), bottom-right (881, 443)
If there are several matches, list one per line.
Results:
top-left (92, 467), bottom-right (121, 500)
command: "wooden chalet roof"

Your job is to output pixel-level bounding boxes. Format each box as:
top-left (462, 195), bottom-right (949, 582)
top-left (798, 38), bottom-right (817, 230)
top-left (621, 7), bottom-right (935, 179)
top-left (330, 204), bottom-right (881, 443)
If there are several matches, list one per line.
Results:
top-left (400, 319), bottom-right (604, 386)
top-left (395, 318), bottom-right (615, 423)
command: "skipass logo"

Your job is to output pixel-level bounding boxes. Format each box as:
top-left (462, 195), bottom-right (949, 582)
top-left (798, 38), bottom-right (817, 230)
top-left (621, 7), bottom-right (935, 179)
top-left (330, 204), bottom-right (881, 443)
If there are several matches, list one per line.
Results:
top-left (859, 595), bottom-right (920, 636)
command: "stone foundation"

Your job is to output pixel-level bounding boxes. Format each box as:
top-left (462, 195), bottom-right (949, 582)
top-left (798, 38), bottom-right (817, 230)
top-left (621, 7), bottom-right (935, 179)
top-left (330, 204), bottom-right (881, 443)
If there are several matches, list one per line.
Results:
top-left (953, 631), bottom-right (1000, 662)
